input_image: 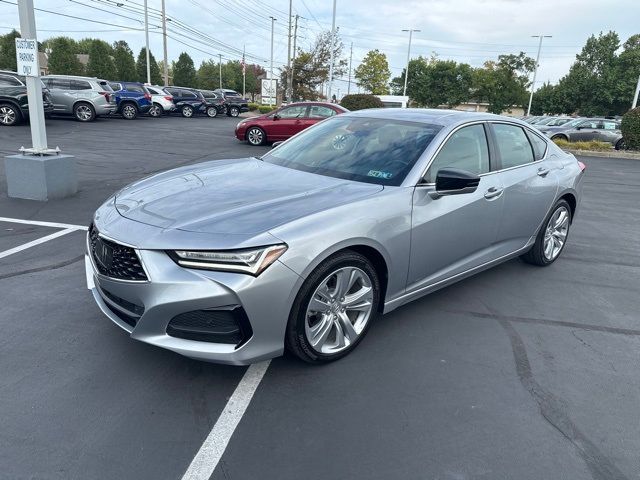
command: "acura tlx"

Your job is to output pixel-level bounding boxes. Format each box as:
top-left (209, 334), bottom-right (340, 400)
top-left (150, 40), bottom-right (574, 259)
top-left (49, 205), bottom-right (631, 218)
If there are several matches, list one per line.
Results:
top-left (86, 109), bottom-right (584, 364)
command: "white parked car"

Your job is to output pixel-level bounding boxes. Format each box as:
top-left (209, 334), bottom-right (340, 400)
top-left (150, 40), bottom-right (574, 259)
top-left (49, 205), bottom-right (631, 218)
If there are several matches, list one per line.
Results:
top-left (145, 85), bottom-right (176, 117)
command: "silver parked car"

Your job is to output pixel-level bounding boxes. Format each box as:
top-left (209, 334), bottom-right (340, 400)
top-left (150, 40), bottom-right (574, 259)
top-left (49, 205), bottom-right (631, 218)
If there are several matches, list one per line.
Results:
top-left (145, 85), bottom-right (176, 117)
top-left (544, 117), bottom-right (623, 149)
top-left (42, 75), bottom-right (117, 121)
top-left (86, 109), bottom-right (585, 365)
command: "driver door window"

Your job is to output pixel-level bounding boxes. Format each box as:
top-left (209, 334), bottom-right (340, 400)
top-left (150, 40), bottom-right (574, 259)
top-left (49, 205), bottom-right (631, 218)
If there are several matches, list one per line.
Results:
top-left (278, 106), bottom-right (308, 118)
top-left (424, 124), bottom-right (489, 183)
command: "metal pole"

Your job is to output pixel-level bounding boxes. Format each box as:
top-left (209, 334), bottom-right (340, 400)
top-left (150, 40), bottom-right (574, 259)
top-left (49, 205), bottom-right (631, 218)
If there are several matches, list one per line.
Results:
top-left (291, 14), bottom-right (298, 101)
top-left (402, 29), bottom-right (420, 97)
top-left (632, 73), bottom-right (640, 109)
top-left (161, 0), bottom-right (168, 86)
top-left (327, 0), bottom-right (337, 102)
top-left (17, 0), bottom-right (47, 152)
top-left (144, 0), bottom-right (150, 84)
top-left (270, 17), bottom-right (276, 106)
top-left (527, 34), bottom-right (552, 116)
top-left (347, 42), bottom-right (353, 95)
top-left (218, 53), bottom-right (222, 89)
top-left (286, 0), bottom-right (292, 103)
top-left (242, 44), bottom-right (246, 99)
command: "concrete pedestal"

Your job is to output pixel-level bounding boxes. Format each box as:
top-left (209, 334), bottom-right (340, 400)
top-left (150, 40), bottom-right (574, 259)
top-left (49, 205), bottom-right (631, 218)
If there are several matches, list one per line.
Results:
top-left (4, 153), bottom-right (77, 201)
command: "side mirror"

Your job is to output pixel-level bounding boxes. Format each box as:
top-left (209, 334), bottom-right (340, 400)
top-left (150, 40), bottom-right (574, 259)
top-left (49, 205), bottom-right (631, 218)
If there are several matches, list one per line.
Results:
top-left (272, 141), bottom-right (283, 148)
top-left (273, 114), bottom-right (280, 120)
top-left (430, 168), bottom-right (480, 197)
top-left (576, 125), bottom-right (584, 130)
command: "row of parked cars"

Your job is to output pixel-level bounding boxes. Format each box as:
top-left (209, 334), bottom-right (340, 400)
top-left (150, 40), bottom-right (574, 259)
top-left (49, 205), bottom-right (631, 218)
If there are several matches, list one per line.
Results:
top-left (519, 115), bottom-right (624, 150)
top-left (0, 70), bottom-right (249, 126)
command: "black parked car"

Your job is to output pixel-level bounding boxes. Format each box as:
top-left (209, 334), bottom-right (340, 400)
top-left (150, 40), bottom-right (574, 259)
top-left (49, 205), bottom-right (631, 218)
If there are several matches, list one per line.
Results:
top-left (213, 88), bottom-right (249, 117)
top-left (198, 90), bottom-right (228, 117)
top-left (163, 86), bottom-right (215, 118)
top-left (0, 70), bottom-right (54, 126)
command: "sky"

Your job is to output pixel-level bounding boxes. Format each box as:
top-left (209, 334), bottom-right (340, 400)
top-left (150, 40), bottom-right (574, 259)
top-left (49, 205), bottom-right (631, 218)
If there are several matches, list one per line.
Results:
top-left (1, 0), bottom-right (639, 94)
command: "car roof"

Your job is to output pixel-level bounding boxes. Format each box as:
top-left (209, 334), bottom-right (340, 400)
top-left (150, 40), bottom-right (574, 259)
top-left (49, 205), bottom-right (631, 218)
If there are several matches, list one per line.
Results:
top-left (43, 74), bottom-right (102, 80)
top-left (343, 108), bottom-right (517, 127)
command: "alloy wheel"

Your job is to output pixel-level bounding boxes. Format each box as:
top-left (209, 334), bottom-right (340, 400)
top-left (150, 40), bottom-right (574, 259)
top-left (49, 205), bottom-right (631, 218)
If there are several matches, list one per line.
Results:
top-left (0, 105), bottom-right (17, 125)
top-left (304, 266), bottom-right (374, 354)
top-left (543, 206), bottom-right (569, 261)
top-left (247, 128), bottom-right (264, 145)
top-left (206, 106), bottom-right (218, 118)
top-left (229, 106), bottom-right (240, 117)
top-left (149, 104), bottom-right (162, 117)
top-left (182, 105), bottom-right (194, 117)
top-left (75, 104), bottom-right (93, 121)
top-left (122, 105), bottom-right (136, 119)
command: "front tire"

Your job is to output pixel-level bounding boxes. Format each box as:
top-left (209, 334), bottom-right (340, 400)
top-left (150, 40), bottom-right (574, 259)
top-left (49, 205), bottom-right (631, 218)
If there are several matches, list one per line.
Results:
top-left (551, 134), bottom-right (567, 142)
top-left (74, 102), bottom-right (95, 122)
top-left (286, 251), bottom-right (380, 364)
top-left (181, 105), bottom-right (194, 118)
top-left (0, 103), bottom-right (22, 126)
top-left (149, 103), bottom-right (163, 117)
top-left (615, 139), bottom-right (625, 151)
top-left (246, 127), bottom-right (266, 146)
top-left (521, 199), bottom-right (572, 266)
top-left (206, 106), bottom-right (218, 118)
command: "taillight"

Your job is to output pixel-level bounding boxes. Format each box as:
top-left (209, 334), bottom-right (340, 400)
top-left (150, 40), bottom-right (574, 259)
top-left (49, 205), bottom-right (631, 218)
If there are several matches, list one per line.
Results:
top-left (99, 91), bottom-right (110, 102)
top-left (578, 161), bottom-right (586, 172)
top-left (164, 96), bottom-right (173, 101)
top-left (144, 93), bottom-right (151, 101)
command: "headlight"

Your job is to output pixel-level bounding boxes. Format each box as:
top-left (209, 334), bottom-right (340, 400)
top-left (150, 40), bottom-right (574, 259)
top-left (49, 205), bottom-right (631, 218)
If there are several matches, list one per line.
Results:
top-left (168, 244), bottom-right (287, 276)
top-left (237, 120), bottom-right (248, 128)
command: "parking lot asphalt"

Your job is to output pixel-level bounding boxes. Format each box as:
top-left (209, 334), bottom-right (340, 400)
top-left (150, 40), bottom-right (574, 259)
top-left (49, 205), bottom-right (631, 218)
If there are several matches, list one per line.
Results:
top-left (1, 116), bottom-right (639, 480)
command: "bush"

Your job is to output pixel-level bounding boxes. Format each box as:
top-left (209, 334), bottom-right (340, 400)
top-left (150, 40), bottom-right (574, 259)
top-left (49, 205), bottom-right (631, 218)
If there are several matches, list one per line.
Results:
top-left (248, 102), bottom-right (259, 111)
top-left (339, 94), bottom-right (383, 111)
top-left (621, 107), bottom-right (640, 150)
top-left (258, 105), bottom-right (276, 114)
top-left (553, 139), bottom-right (612, 151)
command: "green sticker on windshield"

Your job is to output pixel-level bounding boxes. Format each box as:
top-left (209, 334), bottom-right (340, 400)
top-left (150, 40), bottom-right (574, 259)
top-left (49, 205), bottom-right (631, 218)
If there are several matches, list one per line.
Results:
top-left (367, 170), bottom-right (393, 179)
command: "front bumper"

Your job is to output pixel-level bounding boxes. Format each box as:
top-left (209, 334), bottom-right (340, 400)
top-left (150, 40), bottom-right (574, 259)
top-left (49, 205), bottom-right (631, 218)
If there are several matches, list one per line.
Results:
top-left (86, 231), bottom-right (301, 365)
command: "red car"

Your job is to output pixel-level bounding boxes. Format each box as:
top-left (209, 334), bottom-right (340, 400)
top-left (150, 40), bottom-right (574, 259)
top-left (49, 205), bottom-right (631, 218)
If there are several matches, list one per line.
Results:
top-left (235, 102), bottom-right (348, 146)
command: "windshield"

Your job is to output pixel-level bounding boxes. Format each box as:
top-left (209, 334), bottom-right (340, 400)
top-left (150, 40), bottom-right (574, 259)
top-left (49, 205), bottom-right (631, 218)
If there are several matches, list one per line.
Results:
top-left (558, 118), bottom-right (583, 128)
top-left (261, 116), bottom-right (442, 186)
top-left (535, 117), bottom-right (556, 125)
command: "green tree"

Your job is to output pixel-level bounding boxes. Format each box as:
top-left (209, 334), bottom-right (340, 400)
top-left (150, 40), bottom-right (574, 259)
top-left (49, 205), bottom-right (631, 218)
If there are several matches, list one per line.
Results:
top-left (86, 40), bottom-right (115, 79)
top-left (282, 31), bottom-right (347, 100)
top-left (196, 59), bottom-right (218, 90)
top-left (45, 37), bottom-right (84, 75)
top-left (390, 56), bottom-right (430, 98)
top-left (473, 52), bottom-right (536, 114)
top-left (112, 40), bottom-right (137, 81)
top-left (354, 49), bottom-right (391, 95)
top-left (530, 82), bottom-right (560, 115)
top-left (135, 48), bottom-right (162, 84)
top-left (0, 29), bottom-right (20, 71)
top-left (172, 52), bottom-right (196, 87)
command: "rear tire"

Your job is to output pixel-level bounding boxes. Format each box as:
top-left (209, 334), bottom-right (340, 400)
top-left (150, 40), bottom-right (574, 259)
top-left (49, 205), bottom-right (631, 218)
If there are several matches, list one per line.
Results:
top-left (149, 103), bottom-right (163, 117)
top-left (521, 199), bottom-right (572, 266)
top-left (121, 103), bottom-right (138, 120)
top-left (285, 251), bottom-right (380, 364)
top-left (0, 103), bottom-right (22, 126)
top-left (181, 105), bottom-right (194, 118)
top-left (74, 102), bottom-right (95, 122)
top-left (206, 106), bottom-right (218, 118)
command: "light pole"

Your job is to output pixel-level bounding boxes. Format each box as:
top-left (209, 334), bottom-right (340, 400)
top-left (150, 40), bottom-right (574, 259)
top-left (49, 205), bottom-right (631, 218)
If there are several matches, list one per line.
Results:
top-left (286, 0), bottom-right (292, 102)
top-left (347, 42), bottom-right (353, 95)
top-left (402, 29), bottom-right (420, 97)
top-left (161, 0), bottom-right (168, 86)
top-left (327, 0), bottom-right (337, 102)
top-left (269, 16), bottom-right (276, 106)
top-left (632, 73), bottom-right (640, 109)
top-left (527, 34), bottom-right (552, 116)
top-left (143, 0), bottom-right (150, 84)
top-left (218, 53), bottom-right (222, 90)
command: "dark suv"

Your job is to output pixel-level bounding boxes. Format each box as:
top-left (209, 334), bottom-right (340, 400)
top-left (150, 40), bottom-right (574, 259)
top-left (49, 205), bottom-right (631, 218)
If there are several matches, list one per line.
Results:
top-left (0, 70), bottom-right (54, 126)
top-left (164, 86), bottom-right (219, 118)
top-left (109, 81), bottom-right (152, 120)
top-left (213, 88), bottom-right (249, 117)
top-left (197, 90), bottom-right (228, 117)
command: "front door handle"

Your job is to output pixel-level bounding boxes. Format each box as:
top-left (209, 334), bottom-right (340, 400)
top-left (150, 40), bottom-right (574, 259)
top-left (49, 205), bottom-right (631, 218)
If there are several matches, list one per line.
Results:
top-left (537, 167), bottom-right (550, 177)
top-left (484, 187), bottom-right (504, 199)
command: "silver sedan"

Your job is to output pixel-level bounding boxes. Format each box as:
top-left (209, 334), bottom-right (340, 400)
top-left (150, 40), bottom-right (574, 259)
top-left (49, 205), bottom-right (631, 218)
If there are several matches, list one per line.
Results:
top-left (86, 109), bottom-right (585, 364)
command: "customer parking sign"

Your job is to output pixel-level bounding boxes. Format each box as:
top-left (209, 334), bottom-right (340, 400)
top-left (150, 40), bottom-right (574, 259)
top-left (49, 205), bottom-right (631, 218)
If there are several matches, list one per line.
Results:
top-left (15, 38), bottom-right (39, 77)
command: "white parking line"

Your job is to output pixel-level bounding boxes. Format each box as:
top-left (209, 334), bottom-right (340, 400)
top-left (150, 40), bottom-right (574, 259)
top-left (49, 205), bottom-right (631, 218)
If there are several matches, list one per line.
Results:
top-left (0, 216), bottom-right (87, 231)
top-left (0, 228), bottom-right (79, 259)
top-left (181, 360), bottom-right (271, 480)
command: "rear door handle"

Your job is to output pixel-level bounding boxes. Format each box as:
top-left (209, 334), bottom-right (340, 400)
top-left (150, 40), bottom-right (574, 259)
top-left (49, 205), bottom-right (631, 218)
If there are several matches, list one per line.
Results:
top-left (484, 187), bottom-right (504, 199)
top-left (537, 167), bottom-right (550, 177)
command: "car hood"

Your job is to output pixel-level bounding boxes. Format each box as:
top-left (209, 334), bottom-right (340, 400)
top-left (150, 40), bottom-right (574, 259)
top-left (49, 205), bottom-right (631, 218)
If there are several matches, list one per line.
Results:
top-left (114, 158), bottom-right (383, 235)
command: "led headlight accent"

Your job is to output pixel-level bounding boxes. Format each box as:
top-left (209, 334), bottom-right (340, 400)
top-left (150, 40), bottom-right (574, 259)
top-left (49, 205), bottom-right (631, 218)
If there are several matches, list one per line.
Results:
top-left (170, 244), bottom-right (287, 275)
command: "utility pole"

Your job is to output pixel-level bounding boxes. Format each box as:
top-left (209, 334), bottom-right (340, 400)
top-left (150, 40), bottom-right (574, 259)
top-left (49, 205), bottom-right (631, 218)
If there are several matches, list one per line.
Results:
top-left (269, 16), bottom-right (276, 106)
top-left (347, 42), bottom-right (353, 95)
top-left (327, 0), bottom-right (337, 102)
top-left (242, 45), bottom-right (246, 99)
top-left (527, 34), bottom-right (552, 116)
top-left (144, 0), bottom-right (150, 84)
top-left (286, 0), bottom-right (292, 103)
top-left (402, 29), bottom-right (420, 97)
top-left (218, 53), bottom-right (222, 89)
top-left (291, 14), bottom-right (299, 102)
top-left (632, 73), bottom-right (640, 109)
top-left (161, 0), bottom-right (168, 86)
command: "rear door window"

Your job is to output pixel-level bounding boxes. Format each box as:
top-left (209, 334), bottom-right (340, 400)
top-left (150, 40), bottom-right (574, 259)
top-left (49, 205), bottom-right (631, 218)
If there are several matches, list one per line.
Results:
top-left (492, 123), bottom-right (535, 169)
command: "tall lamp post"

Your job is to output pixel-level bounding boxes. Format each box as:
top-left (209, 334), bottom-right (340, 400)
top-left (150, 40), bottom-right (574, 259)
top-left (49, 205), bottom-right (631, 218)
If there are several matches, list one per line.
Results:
top-left (327, 0), bottom-right (337, 101)
top-left (527, 34), bottom-right (552, 116)
top-left (143, 0), bottom-right (150, 84)
top-left (402, 29), bottom-right (420, 97)
top-left (269, 16), bottom-right (276, 106)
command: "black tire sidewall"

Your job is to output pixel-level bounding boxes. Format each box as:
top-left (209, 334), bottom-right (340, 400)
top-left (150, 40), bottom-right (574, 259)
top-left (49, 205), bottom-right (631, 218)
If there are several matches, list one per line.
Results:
top-left (74, 102), bottom-right (95, 122)
top-left (121, 103), bottom-right (137, 119)
top-left (286, 251), bottom-right (380, 364)
top-left (229, 107), bottom-right (240, 117)
top-left (529, 199), bottom-right (572, 266)
top-left (150, 104), bottom-right (162, 117)
top-left (206, 106), bottom-right (217, 118)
